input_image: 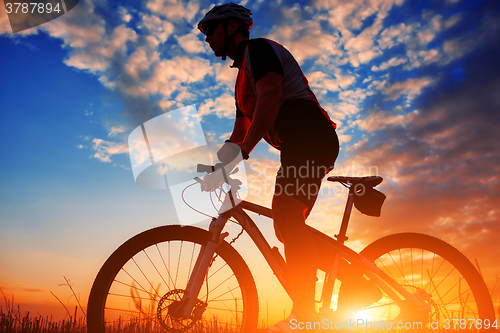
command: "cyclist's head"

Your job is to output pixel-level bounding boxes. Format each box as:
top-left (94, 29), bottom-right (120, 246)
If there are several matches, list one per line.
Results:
top-left (198, 3), bottom-right (253, 60)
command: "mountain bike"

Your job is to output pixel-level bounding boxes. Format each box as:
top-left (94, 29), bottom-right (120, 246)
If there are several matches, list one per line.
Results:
top-left (87, 162), bottom-right (496, 332)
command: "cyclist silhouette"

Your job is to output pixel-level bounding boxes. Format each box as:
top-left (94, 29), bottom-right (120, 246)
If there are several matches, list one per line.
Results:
top-left (199, 3), bottom-right (339, 331)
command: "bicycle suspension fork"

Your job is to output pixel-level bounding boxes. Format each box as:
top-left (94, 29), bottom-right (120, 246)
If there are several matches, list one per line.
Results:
top-left (177, 211), bottom-right (231, 318)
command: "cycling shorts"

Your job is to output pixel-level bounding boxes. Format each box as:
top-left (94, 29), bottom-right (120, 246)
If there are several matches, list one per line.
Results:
top-left (274, 99), bottom-right (340, 213)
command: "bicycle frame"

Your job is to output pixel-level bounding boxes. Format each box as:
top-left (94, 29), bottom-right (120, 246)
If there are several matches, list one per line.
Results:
top-left (178, 183), bottom-right (428, 319)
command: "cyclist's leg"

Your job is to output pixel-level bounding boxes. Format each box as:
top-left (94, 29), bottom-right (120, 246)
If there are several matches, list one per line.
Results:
top-left (265, 101), bottom-right (339, 330)
top-left (336, 263), bottom-right (382, 318)
top-left (272, 146), bottom-right (338, 321)
top-left (272, 193), bottom-right (318, 320)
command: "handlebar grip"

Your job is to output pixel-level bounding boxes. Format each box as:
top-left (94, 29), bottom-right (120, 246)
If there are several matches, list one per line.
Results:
top-left (196, 163), bottom-right (224, 173)
top-left (197, 164), bottom-right (214, 173)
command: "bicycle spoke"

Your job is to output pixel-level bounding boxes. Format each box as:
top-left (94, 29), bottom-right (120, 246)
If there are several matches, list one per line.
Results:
top-left (420, 248), bottom-right (424, 287)
top-left (353, 234), bottom-right (493, 328)
top-left (411, 248), bottom-right (414, 288)
top-left (131, 257), bottom-right (159, 298)
top-left (89, 227), bottom-right (257, 333)
top-left (175, 240), bottom-right (183, 288)
top-left (119, 268), bottom-right (154, 299)
top-left (202, 273), bottom-right (237, 299)
top-left (207, 261), bottom-right (230, 280)
top-left (204, 284), bottom-right (241, 303)
top-left (427, 268), bottom-right (452, 319)
top-left (157, 243), bottom-right (176, 290)
top-left (143, 248), bottom-right (169, 289)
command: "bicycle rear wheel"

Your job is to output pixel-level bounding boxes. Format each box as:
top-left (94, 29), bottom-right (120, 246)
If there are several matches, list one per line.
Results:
top-left (87, 225), bottom-right (259, 333)
top-left (347, 233), bottom-right (495, 328)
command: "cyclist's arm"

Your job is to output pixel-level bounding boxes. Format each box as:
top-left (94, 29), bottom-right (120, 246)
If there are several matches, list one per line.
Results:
top-left (229, 115), bottom-right (251, 143)
top-left (239, 71), bottom-right (283, 155)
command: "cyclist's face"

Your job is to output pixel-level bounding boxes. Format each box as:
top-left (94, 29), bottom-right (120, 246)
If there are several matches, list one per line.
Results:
top-left (204, 22), bottom-right (224, 57)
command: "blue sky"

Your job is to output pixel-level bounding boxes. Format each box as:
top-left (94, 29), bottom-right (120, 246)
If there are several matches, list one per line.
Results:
top-left (1, 0), bottom-right (499, 319)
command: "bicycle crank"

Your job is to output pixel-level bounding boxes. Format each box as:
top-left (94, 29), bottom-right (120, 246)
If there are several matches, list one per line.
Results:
top-left (395, 288), bottom-right (437, 324)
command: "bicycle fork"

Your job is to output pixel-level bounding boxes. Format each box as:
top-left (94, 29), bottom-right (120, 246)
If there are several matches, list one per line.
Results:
top-left (176, 212), bottom-right (231, 318)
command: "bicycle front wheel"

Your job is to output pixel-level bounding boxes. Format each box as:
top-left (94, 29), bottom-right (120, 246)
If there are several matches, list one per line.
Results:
top-left (87, 225), bottom-right (259, 333)
top-left (352, 233), bottom-right (495, 328)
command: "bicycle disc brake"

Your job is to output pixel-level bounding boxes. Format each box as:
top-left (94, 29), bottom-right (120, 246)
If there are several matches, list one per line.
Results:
top-left (156, 289), bottom-right (207, 332)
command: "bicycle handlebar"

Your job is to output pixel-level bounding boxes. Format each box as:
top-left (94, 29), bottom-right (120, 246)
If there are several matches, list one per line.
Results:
top-left (196, 163), bottom-right (224, 173)
top-left (195, 162), bottom-right (242, 193)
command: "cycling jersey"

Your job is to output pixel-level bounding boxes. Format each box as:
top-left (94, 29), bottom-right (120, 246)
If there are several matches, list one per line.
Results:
top-left (234, 38), bottom-right (339, 209)
top-left (234, 38), bottom-right (336, 150)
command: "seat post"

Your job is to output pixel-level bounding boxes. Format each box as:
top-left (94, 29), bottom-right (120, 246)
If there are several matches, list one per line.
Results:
top-left (319, 185), bottom-right (355, 313)
top-left (335, 185), bottom-right (355, 244)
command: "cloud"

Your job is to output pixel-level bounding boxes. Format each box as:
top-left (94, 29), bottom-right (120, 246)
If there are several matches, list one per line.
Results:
top-left (268, 19), bottom-right (343, 64)
top-left (383, 77), bottom-right (434, 102)
top-left (371, 57), bottom-right (407, 71)
top-left (143, 56), bottom-right (212, 98)
top-left (124, 47), bottom-right (160, 81)
top-left (339, 29), bottom-right (500, 285)
top-left (313, 0), bottom-right (405, 67)
top-left (316, 0), bottom-right (403, 32)
top-left (343, 19), bottom-right (383, 67)
top-left (146, 0), bottom-right (200, 23)
top-left (213, 62), bottom-right (238, 89)
top-left (118, 6), bottom-right (132, 23)
top-left (354, 110), bottom-right (418, 132)
top-left (37, 2), bottom-right (138, 78)
top-left (92, 138), bottom-right (128, 162)
top-left (108, 126), bottom-right (127, 137)
top-left (308, 70), bottom-right (356, 94)
top-left (142, 14), bottom-right (175, 44)
top-left (375, 13), bottom-right (468, 70)
top-left (377, 22), bottom-right (412, 50)
top-left (0, 283), bottom-right (47, 294)
top-left (198, 93), bottom-right (235, 118)
top-left (177, 27), bottom-right (205, 53)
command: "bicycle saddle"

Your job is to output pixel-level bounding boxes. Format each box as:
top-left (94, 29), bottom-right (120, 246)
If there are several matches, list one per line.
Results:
top-left (327, 175), bottom-right (383, 188)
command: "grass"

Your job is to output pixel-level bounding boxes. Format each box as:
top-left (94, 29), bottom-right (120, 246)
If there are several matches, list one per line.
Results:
top-left (0, 302), bottom-right (85, 333)
top-left (2, 297), bottom-right (498, 333)
top-left (1, 274), bottom-right (498, 333)
top-left (2, 304), bottom-right (498, 333)
top-left (0, 302), bottom-right (239, 333)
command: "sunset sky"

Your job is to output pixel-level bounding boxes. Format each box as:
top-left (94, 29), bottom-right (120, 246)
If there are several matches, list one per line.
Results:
top-left (1, 0), bottom-right (499, 322)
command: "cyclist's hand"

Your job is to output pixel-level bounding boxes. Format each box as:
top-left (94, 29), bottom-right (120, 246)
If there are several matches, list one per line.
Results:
top-left (228, 178), bottom-right (242, 191)
top-left (217, 141), bottom-right (249, 165)
top-left (200, 172), bottom-right (225, 192)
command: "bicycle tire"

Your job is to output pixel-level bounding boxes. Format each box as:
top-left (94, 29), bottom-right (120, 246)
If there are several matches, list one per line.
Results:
top-left (339, 233), bottom-right (495, 328)
top-left (87, 225), bottom-right (259, 333)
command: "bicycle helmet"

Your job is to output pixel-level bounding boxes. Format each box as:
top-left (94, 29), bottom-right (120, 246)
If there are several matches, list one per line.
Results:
top-left (198, 3), bottom-right (253, 60)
